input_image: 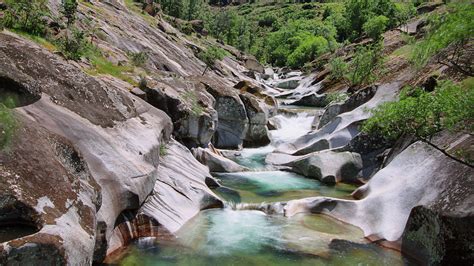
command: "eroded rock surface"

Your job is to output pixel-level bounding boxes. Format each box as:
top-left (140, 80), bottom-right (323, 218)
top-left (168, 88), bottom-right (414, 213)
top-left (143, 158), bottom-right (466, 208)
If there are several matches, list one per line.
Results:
top-left (284, 133), bottom-right (474, 256)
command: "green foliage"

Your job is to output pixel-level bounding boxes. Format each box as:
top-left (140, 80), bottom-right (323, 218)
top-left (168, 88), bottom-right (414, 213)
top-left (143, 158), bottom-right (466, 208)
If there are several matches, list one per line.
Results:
top-left (160, 144), bottom-right (167, 157)
top-left (3, 0), bottom-right (49, 36)
top-left (330, 42), bottom-right (384, 87)
top-left (128, 51), bottom-right (148, 67)
top-left (363, 15), bottom-right (389, 41)
top-left (265, 19), bottom-right (335, 67)
top-left (340, 0), bottom-right (399, 40)
top-left (326, 92), bottom-right (349, 104)
top-left (61, 0), bottom-right (79, 26)
top-left (344, 42), bottom-right (384, 86)
top-left (0, 97), bottom-right (17, 150)
top-left (182, 91), bottom-right (204, 116)
top-left (197, 46), bottom-right (227, 75)
top-left (410, 3), bottom-right (474, 70)
top-left (362, 80), bottom-right (474, 141)
top-left (57, 28), bottom-right (89, 60)
top-left (328, 57), bottom-right (348, 80)
top-left (85, 48), bottom-right (136, 85)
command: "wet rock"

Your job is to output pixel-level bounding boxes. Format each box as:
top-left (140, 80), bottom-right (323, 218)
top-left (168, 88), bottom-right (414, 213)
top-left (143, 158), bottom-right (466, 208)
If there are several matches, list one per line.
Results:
top-left (318, 85), bottom-right (377, 129)
top-left (276, 77), bottom-right (300, 90)
top-left (288, 93), bottom-right (327, 107)
top-left (272, 150), bottom-right (363, 184)
top-left (285, 133), bottom-right (474, 247)
top-left (276, 81), bottom-right (402, 155)
top-left (192, 145), bottom-right (249, 173)
top-left (139, 140), bottom-right (223, 234)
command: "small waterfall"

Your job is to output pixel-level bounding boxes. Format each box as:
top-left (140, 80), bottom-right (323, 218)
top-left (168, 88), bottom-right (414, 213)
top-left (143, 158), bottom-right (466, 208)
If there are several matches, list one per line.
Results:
top-left (270, 113), bottom-right (314, 146)
top-left (109, 211), bottom-right (175, 251)
top-left (225, 201), bottom-right (286, 215)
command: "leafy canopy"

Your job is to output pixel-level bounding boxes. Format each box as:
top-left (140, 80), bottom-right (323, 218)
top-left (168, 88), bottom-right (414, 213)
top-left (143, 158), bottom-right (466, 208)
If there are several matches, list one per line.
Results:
top-left (362, 80), bottom-right (474, 141)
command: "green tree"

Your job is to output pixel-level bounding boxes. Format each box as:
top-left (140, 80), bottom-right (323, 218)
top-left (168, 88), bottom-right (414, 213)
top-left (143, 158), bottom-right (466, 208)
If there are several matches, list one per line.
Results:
top-left (363, 15), bottom-right (389, 41)
top-left (197, 46), bottom-right (227, 75)
top-left (61, 0), bottom-right (79, 26)
top-left (410, 3), bottom-right (474, 75)
top-left (3, 0), bottom-right (48, 36)
top-left (57, 28), bottom-right (88, 60)
top-left (362, 80), bottom-right (474, 166)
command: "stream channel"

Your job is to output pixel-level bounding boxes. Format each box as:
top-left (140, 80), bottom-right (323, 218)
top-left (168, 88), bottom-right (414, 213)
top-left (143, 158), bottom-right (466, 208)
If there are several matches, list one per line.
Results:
top-left (115, 103), bottom-right (414, 265)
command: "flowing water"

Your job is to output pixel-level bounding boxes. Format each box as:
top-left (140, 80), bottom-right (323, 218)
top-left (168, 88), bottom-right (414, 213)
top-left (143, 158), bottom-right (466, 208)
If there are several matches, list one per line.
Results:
top-left (114, 106), bottom-right (413, 265)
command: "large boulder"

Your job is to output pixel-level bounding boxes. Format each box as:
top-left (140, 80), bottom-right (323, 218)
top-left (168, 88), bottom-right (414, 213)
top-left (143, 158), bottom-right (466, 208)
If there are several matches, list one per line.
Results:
top-left (318, 85), bottom-right (377, 129)
top-left (143, 78), bottom-right (218, 148)
top-left (202, 79), bottom-right (249, 149)
top-left (401, 206), bottom-right (474, 265)
top-left (239, 93), bottom-right (271, 147)
top-left (284, 132), bottom-right (474, 260)
top-left (268, 150), bottom-right (363, 184)
top-left (192, 145), bottom-right (249, 173)
top-left (0, 32), bottom-right (221, 264)
top-left (136, 140), bottom-right (223, 233)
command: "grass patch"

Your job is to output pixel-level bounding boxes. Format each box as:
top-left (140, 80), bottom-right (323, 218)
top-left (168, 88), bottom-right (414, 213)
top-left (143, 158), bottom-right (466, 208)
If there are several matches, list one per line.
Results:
top-left (84, 48), bottom-right (137, 86)
top-left (123, 0), bottom-right (156, 25)
top-left (11, 29), bottom-right (57, 52)
top-left (391, 44), bottom-right (414, 58)
top-left (182, 91), bottom-right (204, 116)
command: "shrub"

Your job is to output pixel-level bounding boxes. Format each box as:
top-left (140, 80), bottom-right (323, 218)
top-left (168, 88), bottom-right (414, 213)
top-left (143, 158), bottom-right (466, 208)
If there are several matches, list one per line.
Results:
top-left (197, 46), bottom-right (227, 75)
top-left (410, 4), bottom-right (474, 74)
top-left (128, 51), bottom-right (148, 67)
top-left (3, 0), bottom-right (48, 36)
top-left (341, 0), bottom-right (399, 40)
top-left (328, 57), bottom-right (348, 80)
top-left (0, 97), bottom-right (17, 150)
top-left (363, 15), bottom-right (389, 41)
top-left (287, 36), bottom-right (329, 68)
top-left (362, 80), bottom-right (474, 141)
top-left (57, 28), bottom-right (88, 60)
top-left (61, 0), bottom-right (78, 26)
top-left (344, 42), bottom-right (384, 86)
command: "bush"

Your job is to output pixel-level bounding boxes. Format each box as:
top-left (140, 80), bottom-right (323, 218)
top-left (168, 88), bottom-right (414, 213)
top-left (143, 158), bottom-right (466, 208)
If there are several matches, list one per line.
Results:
top-left (197, 46), bottom-right (227, 75)
top-left (341, 0), bottom-right (399, 40)
top-left (128, 51), bottom-right (148, 67)
top-left (410, 4), bottom-right (474, 74)
top-left (0, 97), bottom-right (17, 150)
top-left (344, 42), bottom-right (384, 86)
top-left (61, 0), bottom-right (78, 26)
top-left (287, 36), bottom-right (329, 68)
top-left (362, 80), bottom-right (474, 141)
top-left (328, 57), bottom-right (348, 80)
top-left (57, 28), bottom-right (89, 60)
top-left (363, 15), bottom-right (389, 41)
top-left (3, 0), bottom-right (48, 36)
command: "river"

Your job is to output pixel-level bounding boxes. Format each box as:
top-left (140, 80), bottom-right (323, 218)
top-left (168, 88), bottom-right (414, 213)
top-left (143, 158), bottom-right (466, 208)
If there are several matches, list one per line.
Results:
top-left (112, 103), bottom-right (413, 265)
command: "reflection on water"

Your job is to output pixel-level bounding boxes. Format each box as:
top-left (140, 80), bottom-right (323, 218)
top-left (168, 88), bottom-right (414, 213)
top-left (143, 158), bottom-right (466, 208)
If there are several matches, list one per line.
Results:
top-left (113, 109), bottom-right (413, 266)
top-left (213, 171), bottom-right (356, 203)
top-left (116, 210), bottom-right (409, 266)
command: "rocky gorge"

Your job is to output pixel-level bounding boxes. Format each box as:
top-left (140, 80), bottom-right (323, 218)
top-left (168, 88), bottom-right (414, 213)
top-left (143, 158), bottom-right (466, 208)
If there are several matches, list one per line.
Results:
top-left (0, 0), bottom-right (473, 265)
